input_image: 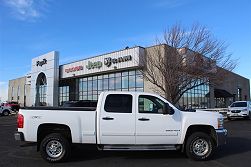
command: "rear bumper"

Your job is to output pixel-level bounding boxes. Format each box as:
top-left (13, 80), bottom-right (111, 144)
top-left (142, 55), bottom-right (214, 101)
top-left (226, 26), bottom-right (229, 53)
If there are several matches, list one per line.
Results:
top-left (215, 129), bottom-right (227, 146)
top-left (14, 132), bottom-right (24, 141)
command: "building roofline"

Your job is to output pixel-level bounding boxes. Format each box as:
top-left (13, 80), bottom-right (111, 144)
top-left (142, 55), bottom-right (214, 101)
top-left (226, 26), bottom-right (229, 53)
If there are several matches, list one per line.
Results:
top-left (8, 76), bottom-right (26, 82)
top-left (218, 67), bottom-right (250, 81)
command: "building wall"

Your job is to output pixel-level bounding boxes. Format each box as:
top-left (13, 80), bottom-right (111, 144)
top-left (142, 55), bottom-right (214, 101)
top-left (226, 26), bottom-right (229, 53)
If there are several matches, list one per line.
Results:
top-left (8, 77), bottom-right (31, 107)
top-left (143, 45), bottom-right (167, 97)
top-left (30, 51), bottom-right (59, 107)
top-left (215, 69), bottom-right (250, 105)
top-left (143, 44), bottom-right (214, 108)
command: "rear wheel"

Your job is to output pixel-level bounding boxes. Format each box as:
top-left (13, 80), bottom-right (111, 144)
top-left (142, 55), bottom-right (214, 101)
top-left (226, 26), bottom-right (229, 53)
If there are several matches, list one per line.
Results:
top-left (185, 132), bottom-right (215, 161)
top-left (40, 133), bottom-right (71, 163)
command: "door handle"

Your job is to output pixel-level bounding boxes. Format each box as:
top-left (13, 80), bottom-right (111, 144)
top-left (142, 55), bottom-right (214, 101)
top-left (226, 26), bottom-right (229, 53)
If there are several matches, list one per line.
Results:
top-left (102, 117), bottom-right (114, 120)
top-left (138, 117), bottom-right (150, 121)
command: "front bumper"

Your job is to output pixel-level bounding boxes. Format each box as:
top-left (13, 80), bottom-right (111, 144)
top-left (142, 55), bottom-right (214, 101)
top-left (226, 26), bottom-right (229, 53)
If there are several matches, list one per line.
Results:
top-left (14, 132), bottom-right (24, 141)
top-left (227, 113), bottom-right (248, 118)
top-left (215, 129), bottom-right (227, 146)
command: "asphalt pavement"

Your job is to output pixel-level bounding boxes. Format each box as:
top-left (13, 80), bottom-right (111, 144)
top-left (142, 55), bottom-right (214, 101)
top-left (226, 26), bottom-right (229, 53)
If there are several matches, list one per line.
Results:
top-left (0, 115), bottom-right (251, 167)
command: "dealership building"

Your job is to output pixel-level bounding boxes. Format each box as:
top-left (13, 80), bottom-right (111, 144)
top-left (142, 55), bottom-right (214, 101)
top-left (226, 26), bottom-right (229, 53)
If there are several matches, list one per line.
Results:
top-left (8, 44), bottom-right (250, 109)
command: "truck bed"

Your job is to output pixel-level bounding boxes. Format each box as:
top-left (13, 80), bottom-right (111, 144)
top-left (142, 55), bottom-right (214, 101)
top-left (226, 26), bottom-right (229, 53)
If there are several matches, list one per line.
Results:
top-left (18, 108), bottom-right (97, 144)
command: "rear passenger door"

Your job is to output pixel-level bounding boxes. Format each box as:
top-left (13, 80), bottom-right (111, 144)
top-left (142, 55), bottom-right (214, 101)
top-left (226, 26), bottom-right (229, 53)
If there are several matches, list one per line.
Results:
top-left (99, 94), bottom-right (135, 144)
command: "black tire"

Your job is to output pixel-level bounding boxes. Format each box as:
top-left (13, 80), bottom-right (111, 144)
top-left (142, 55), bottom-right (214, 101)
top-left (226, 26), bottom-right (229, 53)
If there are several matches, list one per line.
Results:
top-left (247, 112), bottom-right (251, 120)
top-left (185, 132), bottom-right (215, 161)
top-left (2, 110), bottom-right (9, 116)
top-left (244, 116), bottom-right (250, 120)
top-left (40, 133), bottom-right (71, 163)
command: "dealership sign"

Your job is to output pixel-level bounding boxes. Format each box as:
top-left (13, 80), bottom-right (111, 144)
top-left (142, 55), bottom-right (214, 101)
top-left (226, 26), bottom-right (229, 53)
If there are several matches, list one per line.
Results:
top-left (65, 66), bottom-right (83, 73)
top-left (36, 59), bottom-right (47, 67)
top-left (86, 55), bottom-right (132, 70)
top-left (86, 61), bottom-right (102, 70)
top-left (61, 47), bottom-right (142, 79)
top-left (104, 55), bottom-right (132, 67)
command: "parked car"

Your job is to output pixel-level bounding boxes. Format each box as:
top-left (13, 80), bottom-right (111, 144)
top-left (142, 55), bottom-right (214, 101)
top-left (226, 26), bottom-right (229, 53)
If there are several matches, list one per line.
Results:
top-left (227, 101), bottom-right (251, 120)
top-left (3, 101), bottom-right (20, 112)
top-left (0, 103), bottom-right (13, 116)
top-left (62, 100), bottom-right (97, 107)
top-left (14, 91), bottom-right (227, 162)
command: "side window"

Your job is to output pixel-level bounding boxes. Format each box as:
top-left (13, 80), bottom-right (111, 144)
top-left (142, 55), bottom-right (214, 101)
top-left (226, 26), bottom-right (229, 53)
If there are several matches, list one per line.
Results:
top-left (138, 95), bottom-right (165, 114)
top-left (104, 94), bottom-right (132, 113)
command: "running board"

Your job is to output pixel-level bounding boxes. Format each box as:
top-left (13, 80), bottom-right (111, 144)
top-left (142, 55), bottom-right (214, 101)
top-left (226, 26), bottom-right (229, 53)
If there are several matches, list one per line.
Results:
top-left (102, 145), bottom-right (179, 151)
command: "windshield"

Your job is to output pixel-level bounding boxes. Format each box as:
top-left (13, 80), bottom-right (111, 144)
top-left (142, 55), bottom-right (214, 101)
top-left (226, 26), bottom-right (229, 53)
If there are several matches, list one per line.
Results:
top-left (230, 102), bottom-right (247, 107)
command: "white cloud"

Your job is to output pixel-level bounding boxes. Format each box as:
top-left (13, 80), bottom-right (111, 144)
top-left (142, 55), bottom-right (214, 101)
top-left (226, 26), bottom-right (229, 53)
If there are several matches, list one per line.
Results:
top-left (0, 81), bottom-right (8, 102)
top-left (3, 0), bottom-right (49, 21)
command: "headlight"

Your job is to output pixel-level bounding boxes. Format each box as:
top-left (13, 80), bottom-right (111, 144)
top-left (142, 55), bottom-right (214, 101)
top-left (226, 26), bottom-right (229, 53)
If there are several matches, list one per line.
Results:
top-left (242, 109), bottom-right (247, 111)
top-left (218, 118), bottom-right (224, 129)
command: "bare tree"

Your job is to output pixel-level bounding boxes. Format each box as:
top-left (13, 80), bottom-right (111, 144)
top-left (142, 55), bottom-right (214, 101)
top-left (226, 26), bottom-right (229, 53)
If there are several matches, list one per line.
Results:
top-left (141, 23), bottom-right (237, 105)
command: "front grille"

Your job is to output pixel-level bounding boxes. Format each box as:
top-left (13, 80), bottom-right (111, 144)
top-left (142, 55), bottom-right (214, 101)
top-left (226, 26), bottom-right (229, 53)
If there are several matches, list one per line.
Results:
top-left (231, 110), bottom-right (241, 113)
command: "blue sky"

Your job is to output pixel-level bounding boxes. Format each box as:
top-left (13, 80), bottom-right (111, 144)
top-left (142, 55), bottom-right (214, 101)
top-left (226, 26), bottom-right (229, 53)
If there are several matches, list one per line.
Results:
top-left (0, 0), bottom-right (251, 101)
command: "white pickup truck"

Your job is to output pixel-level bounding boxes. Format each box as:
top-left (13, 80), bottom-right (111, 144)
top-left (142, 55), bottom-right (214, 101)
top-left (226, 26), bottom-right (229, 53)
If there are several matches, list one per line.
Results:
top-left (14, 92), bottom-right (227, 162)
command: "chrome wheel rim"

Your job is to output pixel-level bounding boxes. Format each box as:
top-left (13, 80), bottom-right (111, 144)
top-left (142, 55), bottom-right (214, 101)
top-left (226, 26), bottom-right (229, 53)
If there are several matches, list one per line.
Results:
top-left (192, 138), bottom-right (209, 156)
top-left (46, 140), bottom-right (63, 158)
top-left (3, 111), bottom-right (8, 116)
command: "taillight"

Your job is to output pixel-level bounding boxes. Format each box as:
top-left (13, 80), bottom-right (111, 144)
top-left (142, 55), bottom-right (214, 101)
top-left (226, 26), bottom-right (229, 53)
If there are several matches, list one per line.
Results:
top-left (17, 114), bottom-right (24, 128)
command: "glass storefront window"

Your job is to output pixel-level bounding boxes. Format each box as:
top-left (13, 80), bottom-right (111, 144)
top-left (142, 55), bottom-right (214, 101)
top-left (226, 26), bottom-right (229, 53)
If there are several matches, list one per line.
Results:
top-left (122, 71), bottom-right (128, 76)
top-left (98, 79), bottom-right (103, 90)
top-left (109, 77), bottom-right (115, 90)
top-left (103, 78), bottom-right (109, 90)
top-left (93, 79), bottom-right (97, 90)
top-left (115, 77), bottom-right (121, 89)
top-left (59, 86), bottom-right (69, 106)
top-left (78, 69), bottom-right (144, 101)
top-left (129, 70), bottom-right (135, 76)
top-left (129, 75), bottom-right (135, 88)
top-left (122, 76), bottom-right (128, 89)
top-left (83, 81), bottom-right (87, 91)
top-left (136, 74), bottom-right (143, 88)
top-left (178, 78), bottom-right (210, 109)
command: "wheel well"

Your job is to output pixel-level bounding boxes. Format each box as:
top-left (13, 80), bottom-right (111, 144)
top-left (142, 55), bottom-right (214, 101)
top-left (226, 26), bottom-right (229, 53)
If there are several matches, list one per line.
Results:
top-left (182, 125), bottom-right (217, 151)
top-left (2, 110), bottom-right (10, 114)
top-left (37, 124), bottom-right (72, 151)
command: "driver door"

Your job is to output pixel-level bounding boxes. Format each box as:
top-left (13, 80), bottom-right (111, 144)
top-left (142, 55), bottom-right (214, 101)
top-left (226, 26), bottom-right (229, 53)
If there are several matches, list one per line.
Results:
top-left (135, 95), bottom-right (181, 144)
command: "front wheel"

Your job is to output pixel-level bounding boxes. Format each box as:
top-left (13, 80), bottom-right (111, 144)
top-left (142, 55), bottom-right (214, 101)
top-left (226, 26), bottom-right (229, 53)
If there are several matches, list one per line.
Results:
top-left (227, 116), bottom-right (232, 121)
top-left (40, 133), bottom-right (71, 163)
top-left (2, 110), bottom-right (9, 116)
top-left (185, 132), bottom-right (215, 161)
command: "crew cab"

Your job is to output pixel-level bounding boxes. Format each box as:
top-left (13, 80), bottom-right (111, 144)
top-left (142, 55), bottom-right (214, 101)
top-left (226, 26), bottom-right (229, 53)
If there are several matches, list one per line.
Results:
top-left (14, 92), bottom-right (227, 162)
top-left (227, 101), bottom-right (251, 120)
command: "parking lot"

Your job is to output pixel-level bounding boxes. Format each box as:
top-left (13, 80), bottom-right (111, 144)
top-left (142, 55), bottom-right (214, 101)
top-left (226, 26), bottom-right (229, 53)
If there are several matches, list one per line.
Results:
top-left (0, 115), bottom-right (251, 167)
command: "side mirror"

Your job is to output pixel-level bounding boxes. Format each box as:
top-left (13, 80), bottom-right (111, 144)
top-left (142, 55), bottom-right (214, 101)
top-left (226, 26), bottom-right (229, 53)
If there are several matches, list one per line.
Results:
top-left (163, 103), bottom-right (175, 115)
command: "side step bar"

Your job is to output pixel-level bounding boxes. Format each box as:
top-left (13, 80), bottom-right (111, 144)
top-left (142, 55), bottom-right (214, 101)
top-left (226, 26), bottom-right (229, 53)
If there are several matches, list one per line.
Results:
top-left (102, 145), bottom-right (179, 151)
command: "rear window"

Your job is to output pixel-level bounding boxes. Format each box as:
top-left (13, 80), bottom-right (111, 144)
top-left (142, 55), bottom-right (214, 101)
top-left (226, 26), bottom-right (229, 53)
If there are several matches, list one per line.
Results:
top-left (104, 94), bottom-right (132, 113)
top-left (63, 101), bottom-right (97, 107)
top-left (231, 102), bottom-right (247, 107)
